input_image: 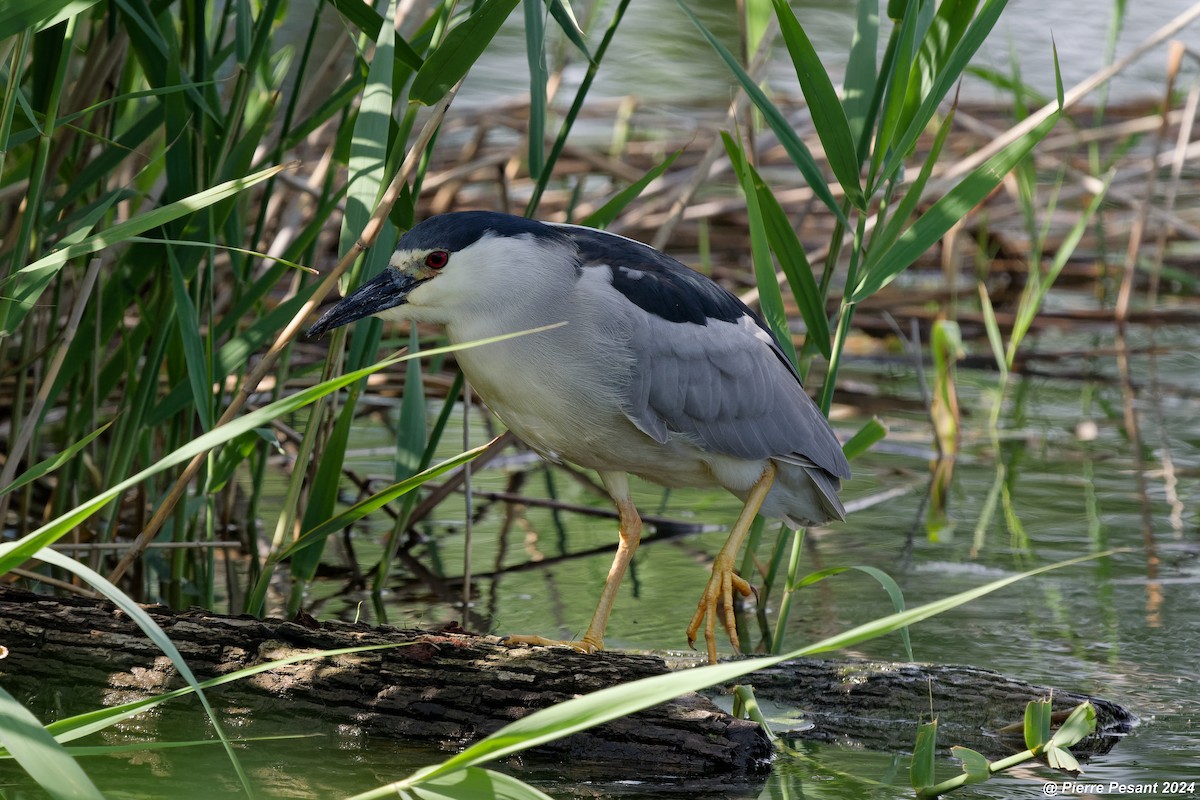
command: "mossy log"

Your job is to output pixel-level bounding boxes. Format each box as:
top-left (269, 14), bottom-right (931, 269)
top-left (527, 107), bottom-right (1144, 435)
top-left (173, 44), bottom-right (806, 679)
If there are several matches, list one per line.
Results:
top-left (0, 587), bottom-right (1134, 781)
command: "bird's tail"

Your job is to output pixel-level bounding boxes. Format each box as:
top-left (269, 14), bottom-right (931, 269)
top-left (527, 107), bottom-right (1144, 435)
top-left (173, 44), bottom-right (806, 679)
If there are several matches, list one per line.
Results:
top-left (771, 461), bottom-right (846, 527)
top-left (804, 466), bottom-right (846, 522)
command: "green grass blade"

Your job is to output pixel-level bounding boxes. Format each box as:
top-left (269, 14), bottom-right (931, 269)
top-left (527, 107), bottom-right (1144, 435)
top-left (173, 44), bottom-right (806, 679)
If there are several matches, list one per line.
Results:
top-left (869, 4), bottom-right (920, 186)
top-left (930, 318), bottom-right (963, 456)
top-left (279, 70), bottom-right (368, 147)
top-left (747, 158), bottom-right (831, 358)
top-left (547, 0), bottom-right (589, 60)
top-left (789, 564), bottom-right (912, 660)
top-left (724, 132), bottom-right (797, 364)
top-left (950, 746), bottom-right (992, 784)
top-left (288, 393), bottom-right (358, 590)
top-left (395, 326), bottom-right (428, 481)
top-left (872, 105), bottom-right (955, 258)
top-left (341, 0), bottom-right (396, 256)
top-left (523, 0), bottom-right (547, 179)
top-left (373, 325), bottom-right (431, 592)
top-left (768, 526), bottom-right (805, 654)
top-left (290, 229), bottom-right (399, 599)
top-left (1048, 702), bottom-right (1096, 749)
top-left (909, 719), bottom-right (939, 793)
top-left (0, 0), bottom-right (101, 39)
top-left (898, 0), bottom-right (979, 133)
top-left (1052, 35), bottom-right (1064, 108)
top-left (148, 291), bottom-right (312, 425)
top-left (0, 421), bottom-right (112, 499)
top-left (786, 551), bottom-right (1109, 658)
top-left (251, 443), bottom-right (492, 614)
top-left (1046, 742), bottom-right (1081, 773)
top-left (524, 0), bottom-right (631, 216)
top-left (231, 326), bottom-right (557, 611)
top-left (1024, 697), bottom-right (1053, 750)
top-left (0, 686), bottom-right (104, 800)
top-left (1007, 171), bottom-right (1112, 364)
top-left (322, 0), bottom-right (423, 70)
top-left (582, 151), bottom-right (683, 228)
top-left (0, 30), bottom-right (31, 182)
top-left (976, 279), bottom-right (1007, 376)
top-left (124, 237), bottom-right (313, 272)
top-left (730, 684), bottom-right (777, 741)
top-left (0, 348), bottom-right (413, 572)
top-left (233, 0), bottom-right (252, 64)
top-left (371, 661), bottom-right (783, 797)
top-left (405, 767), bottom-right (556, 800)
top-left (206, 429), bottom-right (270, 494)
top-left (843, 0), bottom-right (879, 151)
top-left (841, 417), bottom-right (886, 461)
top-left (26, 548), bottom-right (251, 794)
top-left (44, 110), bottom-right (163, 216)
top-left (676, 0), bottom-right (847, 226)
top-left (167, 249), bottom-right (213, 431)
top-left (50, 734), bottom-right (314, 758)
top-left (853, 109), bottom-right (1059, 302)
top-left (772, 0), bottom-right (864, 208)
top-left (45, 191), bottom-right (123, 252)
top-left (4, 14), bottom-right (74, 316)
top-left (349, 550), bottom-right (1118, 798)
top-left (1, 163), bottom-right (287, 335)
top-left (887, 0), bottom-right (1009, 174)
top-left (277, 443), bottom-right (490, 563)
top-left (410, 0), bottom-right (522, 105)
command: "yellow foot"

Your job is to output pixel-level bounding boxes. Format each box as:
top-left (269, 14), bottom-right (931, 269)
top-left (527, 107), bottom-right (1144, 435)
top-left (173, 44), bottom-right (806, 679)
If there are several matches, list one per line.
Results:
top-left (502, 633), bottom-right (603, 654)
top-left (685, 555), bottom-right (755, 664)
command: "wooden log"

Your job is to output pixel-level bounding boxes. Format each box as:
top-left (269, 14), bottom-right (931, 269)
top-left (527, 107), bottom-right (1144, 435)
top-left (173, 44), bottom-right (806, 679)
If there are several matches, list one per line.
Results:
top-left (0, 587), bottom-right (1135, 779)
top-left (0, 587), bottom-right (769, 779)
top-left (740, 660), bottom-right (1135, 758)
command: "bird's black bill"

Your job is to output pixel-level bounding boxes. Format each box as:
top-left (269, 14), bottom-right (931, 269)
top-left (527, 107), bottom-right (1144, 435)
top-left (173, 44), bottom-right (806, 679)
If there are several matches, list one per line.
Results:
top-left (306, 268), bottom-right (420, 337)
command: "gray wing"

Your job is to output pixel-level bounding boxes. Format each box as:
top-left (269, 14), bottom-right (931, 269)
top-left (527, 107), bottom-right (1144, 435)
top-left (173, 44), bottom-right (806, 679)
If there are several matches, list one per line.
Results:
top-left (623, 307), bottom-right (851, 481)
top-left (559, 224), bottom-right (850, 481)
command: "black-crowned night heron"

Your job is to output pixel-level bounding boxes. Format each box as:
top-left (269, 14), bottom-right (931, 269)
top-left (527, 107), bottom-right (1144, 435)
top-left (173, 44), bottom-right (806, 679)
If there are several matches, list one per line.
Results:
top-left (308, 210), bottom-right (850, 662)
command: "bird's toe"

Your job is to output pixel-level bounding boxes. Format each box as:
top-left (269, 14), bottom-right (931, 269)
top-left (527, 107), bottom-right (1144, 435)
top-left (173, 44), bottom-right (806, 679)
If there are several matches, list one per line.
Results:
top-left (502, 633), bottom-right (604, 654)
top-left (686, 556), bottom-right (754, 664)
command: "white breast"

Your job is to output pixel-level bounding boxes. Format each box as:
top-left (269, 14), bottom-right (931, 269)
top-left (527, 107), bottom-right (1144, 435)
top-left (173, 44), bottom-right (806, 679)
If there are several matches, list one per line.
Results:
top-left (442, 268), bottom-right (718, 486)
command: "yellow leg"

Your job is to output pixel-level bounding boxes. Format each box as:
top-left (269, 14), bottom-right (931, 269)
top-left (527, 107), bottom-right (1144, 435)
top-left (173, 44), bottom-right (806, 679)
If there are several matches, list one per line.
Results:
top-left (686, 461), bottom-right (776, 664)
top-left (505, 472), bottom-right (641, 654)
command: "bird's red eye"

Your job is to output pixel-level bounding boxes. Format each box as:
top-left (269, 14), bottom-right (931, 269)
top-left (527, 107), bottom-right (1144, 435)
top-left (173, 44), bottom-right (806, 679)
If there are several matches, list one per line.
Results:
top-left (425, 250), bottom-right (449, 269)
